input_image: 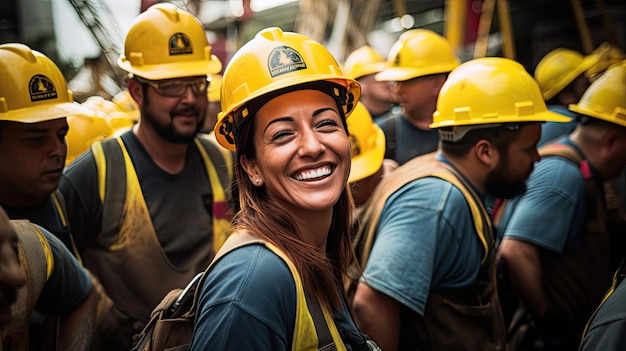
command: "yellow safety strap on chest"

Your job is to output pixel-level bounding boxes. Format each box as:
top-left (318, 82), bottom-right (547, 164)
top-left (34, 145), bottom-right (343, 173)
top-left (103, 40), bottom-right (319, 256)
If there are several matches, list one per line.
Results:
top-left (92, 141), bottom-right (107, 203)
top-left (430, 171), bottom-right (492, 264)
top-left (206, 233), bottom-right (347, 351)
top-left (31, 224), bottom-right (54, 281)
top-left (264, 242), bottom-right (346, 351)
top-left (194, 138), bottom-right (230, 251)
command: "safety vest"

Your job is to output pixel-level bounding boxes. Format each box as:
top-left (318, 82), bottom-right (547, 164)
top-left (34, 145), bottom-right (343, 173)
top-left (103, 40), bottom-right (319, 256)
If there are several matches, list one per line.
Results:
top-left (212, 232), bottom-right (348, 351)
top-left (86, 133), bottom-right (233, 327)
top-left (535, 144), bottom-right (610, 333)
top-left (1, 221), bottom-right (53, 351)
top-left (350, 152), bottom-right (505, 350)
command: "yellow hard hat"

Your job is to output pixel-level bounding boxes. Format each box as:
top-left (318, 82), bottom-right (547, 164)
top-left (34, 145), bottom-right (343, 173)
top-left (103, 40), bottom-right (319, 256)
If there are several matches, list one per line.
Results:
top-left (569, 61), bottom-right (626, 128)
top-left (0, 43), bottom-right (89, 123)
top-left (534, 48), bottom-right (600, 100)
top-left (343, 45), bottom-right (387, 80)
top-left (207, 74), bottom-right (222, 102)
top-left (82, 95), bottom-right (123, 114)
top-left (431, 57), bottom-right (570, 135)
top-left (117, 3), bottom-right (222, 80)
top-left (66, 110), bottom-right (114, 165)
top-left (214, 27), bottom-right (360, 151)
top-left (376, 29), bottom-right (460, 82)
top-left (587, 43), bottom-right (625, 80)
top-left (112, 90), bottom-right (140, 123)
top-left (347, 103), bottom-right (385, 183)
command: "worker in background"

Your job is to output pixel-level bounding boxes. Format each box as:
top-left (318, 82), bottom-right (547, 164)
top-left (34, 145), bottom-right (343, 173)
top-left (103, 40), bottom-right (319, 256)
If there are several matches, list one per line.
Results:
top-left (347, 102), bottom-right (398, 210)
top-left (497, 61), bottom-right (626, 351)
top-left (344, 102), bottom-right (398, 303)
top-left (0, 43), bottom-right (99, 351)
top-left (343, 45), bottom-right (398, 122)
top-left (202, 73), bottom-right (222, 133)
top-left (351, 57), bottom-right (569, 351)
top-left (374, 29), bottom-right (460, 165)
top-left (58, 4), bottom-right (234, 349)
top-left (534, 47), bottom-right (600, 146)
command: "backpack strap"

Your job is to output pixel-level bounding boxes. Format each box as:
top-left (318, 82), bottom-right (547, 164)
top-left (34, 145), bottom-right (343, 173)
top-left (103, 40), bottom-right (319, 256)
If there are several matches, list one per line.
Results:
top-left (2, 221), bottom-right (54, 350)
top-left (188, 232), bottom-right (266, 316)
top-left (538, 143), bottom-right (584, 167)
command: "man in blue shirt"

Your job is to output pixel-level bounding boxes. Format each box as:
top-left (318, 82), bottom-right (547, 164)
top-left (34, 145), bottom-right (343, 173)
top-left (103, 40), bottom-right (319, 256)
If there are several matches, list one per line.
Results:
top-left (351, 57), bottom-right (568, 351)
top-left (498, 61), bottom-right (626, 350)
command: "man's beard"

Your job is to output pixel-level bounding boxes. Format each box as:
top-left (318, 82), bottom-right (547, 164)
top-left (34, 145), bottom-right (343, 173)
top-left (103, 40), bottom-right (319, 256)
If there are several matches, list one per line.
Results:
top-left (141, 97), bottom-right (204, 144)
top-left (485, 161), bottom-right (531, 199)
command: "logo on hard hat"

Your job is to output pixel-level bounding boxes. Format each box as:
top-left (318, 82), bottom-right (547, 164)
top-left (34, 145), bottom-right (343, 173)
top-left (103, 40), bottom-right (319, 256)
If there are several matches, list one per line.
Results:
top-left (29, 74), bottom-right (58, 102)
top-left (169, 33), bottom-right (193, 55)
top-left (268, 46), bottom-right (307, 78)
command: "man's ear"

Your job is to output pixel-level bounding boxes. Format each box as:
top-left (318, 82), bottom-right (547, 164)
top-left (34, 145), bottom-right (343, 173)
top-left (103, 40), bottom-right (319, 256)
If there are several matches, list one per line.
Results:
top-left (127, 79), bottom-right (144, 108)
top-left (474, 139), bottom-right (499, 169)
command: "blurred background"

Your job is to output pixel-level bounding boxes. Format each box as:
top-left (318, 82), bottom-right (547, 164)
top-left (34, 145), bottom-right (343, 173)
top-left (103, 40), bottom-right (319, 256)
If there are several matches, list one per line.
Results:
top-left (1, 0), bottom-right (624, 102)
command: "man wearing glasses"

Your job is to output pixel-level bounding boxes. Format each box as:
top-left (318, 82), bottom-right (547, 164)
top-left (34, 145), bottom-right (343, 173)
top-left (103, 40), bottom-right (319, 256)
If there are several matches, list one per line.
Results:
top-left (58, 4), bottom-right (234, 350)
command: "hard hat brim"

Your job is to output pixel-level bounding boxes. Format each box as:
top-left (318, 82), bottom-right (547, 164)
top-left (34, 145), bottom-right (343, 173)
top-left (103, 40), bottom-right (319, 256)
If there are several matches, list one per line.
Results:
top-left (350, 62), bottom-right (388, 80)
top-left (348, 123), bottom-right (386, 183)
top-left (429, 109), bottom-right (571, 128)
top-left (569, 103), bottom-right (626, 128)
top-left (117, 57), bottom-right (222, 80)
top-left (375, 64), bottom-right (458, 82)
top-left (2, 101), bottom-right (92, 123)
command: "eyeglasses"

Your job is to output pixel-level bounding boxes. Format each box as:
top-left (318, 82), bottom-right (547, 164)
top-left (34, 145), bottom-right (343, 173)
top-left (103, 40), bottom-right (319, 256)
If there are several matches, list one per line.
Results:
top-left (135, 77), bottom-right (209, 97)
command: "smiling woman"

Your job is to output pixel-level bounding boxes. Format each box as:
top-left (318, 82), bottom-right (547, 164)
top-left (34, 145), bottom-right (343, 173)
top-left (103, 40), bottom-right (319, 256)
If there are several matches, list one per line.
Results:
top-left (189, 27), bottom-right (382, 351)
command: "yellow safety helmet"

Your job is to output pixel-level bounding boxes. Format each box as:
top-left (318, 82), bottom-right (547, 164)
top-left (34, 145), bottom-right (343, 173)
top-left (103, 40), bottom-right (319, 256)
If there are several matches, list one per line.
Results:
top-left (0, 43), bottom-right (88, 123)
top-left (81, 95), bottom-right (134, 132)
top-left (117, 3), bottom-right (222, 80)
top-left (207, 74), bottom-right (222, 102)
top-left (375, 29), bottom-right (460, 82)
top-left (534, 48), bottom-right (600, 101)
top-left (65, 110), bottom-right (114, 166)
top-left (343, 45), bottom-right (387, 80)
top-left (112, 90), bottom-right (140, 123)
top-left (214, 27), bottom-right (360, 151)
top-left (587, 43), bottom-right (625, 80)
top-left (431, 57), bottom-right (570, 140)
top-left (569, 61), bottom-right (626, 128)
top-left (347, 103), bottom-right (385, 183)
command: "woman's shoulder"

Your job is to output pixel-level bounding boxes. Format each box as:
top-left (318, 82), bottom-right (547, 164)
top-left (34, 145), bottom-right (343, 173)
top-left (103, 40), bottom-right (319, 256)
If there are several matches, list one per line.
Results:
top-left (203, 243), bottom-right (297, 306)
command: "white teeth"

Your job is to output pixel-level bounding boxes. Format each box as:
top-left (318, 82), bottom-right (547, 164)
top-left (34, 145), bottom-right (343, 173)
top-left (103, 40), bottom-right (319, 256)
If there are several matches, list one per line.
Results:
top-left (295, 166), bottom-right (332, 181)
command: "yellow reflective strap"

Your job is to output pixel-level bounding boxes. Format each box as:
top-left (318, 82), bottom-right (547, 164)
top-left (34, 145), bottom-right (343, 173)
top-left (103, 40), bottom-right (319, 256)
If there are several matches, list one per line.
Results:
top-left (91, 141), bottom-right (107, 203)
top-left (264, 242), bottom-right (346, 351)
top-left (31, 224), bottom-right (54, 281)
top-left (194, 138), bottom-right (229, 251)
top-left (431, 171), bottom-right (491, 264)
